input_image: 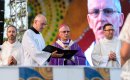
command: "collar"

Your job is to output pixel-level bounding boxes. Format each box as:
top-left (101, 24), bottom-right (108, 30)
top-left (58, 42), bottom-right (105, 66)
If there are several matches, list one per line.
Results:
top-left (60, 39), bottom-right (70, 44)
top-left (56, 39), bottom-right (74, 48)
top-left (30, 27), bottom-right (39, 34)
top-left (104, 37), bottom-right (115, 43)
top-left (4, 41), bottom-right (18, 48)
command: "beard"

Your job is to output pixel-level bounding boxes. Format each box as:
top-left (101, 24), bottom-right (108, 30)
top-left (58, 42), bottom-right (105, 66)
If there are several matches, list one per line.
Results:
top-left (8, 35), bottom-right (16, 41)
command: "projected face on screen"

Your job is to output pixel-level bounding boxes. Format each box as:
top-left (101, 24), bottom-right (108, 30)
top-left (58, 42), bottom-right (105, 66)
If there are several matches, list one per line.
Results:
top-left (87, 0), bottom-right (124, 42)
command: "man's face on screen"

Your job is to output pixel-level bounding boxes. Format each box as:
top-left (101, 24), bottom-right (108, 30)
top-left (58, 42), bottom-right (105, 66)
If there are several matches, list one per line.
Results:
top-left (87, 0), bottom-right (124, 42)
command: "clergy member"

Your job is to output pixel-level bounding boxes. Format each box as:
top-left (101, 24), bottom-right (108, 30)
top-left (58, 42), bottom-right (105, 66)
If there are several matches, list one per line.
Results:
top-left (49, 24), bottom-right (88, 65)
top-left (0, 25), bottom-right (24, 66)
top-left (91, 23), bottom-right (121, 68)
top-left (22, 14), bottom-right (63, 66)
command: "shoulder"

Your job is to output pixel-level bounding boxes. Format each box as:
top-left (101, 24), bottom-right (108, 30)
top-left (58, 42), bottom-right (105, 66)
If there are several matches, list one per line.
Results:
top-left (53, 41), bottom-right (60, 47)
top-left (73, 40), bottom-right (77, 44)
top-left (70, 40), bottom-right (76, 45)
top-left (115, 37), bottom-right (119, 40)
top-left (23, 29), bottom-right (37, 39)
top-left (113, 37), bottom-right (121, 43)
top-left (99, 38), bottom-right (104, 43)
top-left (1, 41), bottom-right (8, 47)
top-left (24, 29), bottom-right (34, 35)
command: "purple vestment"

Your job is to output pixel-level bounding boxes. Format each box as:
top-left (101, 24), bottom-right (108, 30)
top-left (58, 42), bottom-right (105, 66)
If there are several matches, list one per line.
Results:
top-left (49, 39), bottom-right (86, 65)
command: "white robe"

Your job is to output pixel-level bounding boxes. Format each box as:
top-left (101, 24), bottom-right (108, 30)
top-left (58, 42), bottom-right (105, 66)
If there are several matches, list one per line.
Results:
top-left (0, 41), bottom-right (24, 66)
top-left (91, 37), bottom-right (121, 68)
top-left (119, 13), bottom-right (130, 80)
top-left (22, 29), bottom-right (51, 66)
top-left (84, 42), bottom-right (95, 66)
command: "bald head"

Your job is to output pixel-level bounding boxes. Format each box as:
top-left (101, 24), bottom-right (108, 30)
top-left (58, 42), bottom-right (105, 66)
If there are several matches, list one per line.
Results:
top-left (33, 14), bottom-right (47, 32)
top-left (34, 14), bottom-right (47, 23)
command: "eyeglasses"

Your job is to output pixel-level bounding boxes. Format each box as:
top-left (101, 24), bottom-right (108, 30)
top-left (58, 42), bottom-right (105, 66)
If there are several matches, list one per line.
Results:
top-left (104, 29), bottom-right (115, 32)
top-left (88, 8), bottom-right (120, 17)
top-left (60, 31), bottom-right (70, 33)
